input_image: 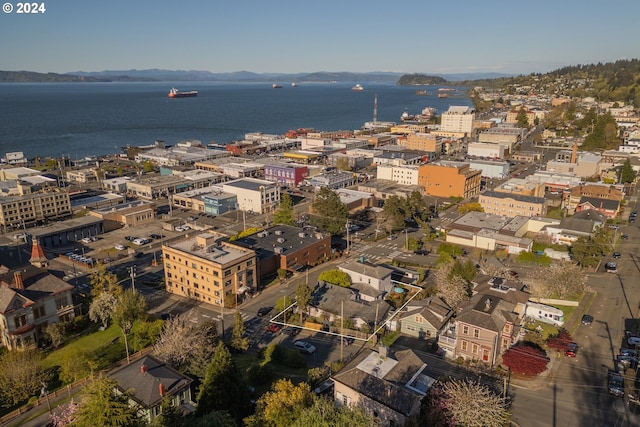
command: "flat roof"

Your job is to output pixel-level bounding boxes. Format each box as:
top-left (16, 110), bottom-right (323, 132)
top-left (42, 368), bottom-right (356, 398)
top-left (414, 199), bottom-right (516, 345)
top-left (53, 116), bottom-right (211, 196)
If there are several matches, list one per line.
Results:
top-left (168, 233), bottom-right (253, 265)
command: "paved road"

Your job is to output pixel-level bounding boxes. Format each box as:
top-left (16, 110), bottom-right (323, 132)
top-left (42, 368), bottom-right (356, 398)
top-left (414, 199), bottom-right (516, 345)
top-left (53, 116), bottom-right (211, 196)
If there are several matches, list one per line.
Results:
top-left (511, 199), bottom-right (640, 427)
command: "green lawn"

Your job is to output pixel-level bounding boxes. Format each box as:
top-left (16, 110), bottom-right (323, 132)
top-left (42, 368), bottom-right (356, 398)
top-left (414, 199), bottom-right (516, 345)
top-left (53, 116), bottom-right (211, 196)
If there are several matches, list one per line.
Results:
top-left (43, 324), bottom-right (122, 369)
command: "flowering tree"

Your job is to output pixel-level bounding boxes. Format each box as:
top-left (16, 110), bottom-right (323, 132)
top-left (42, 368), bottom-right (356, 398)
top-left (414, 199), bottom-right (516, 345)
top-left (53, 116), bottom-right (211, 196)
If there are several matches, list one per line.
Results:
top-left (502, 344), bottom-right (549, 376)
top-left (50, 399), bottom-right (78, 426)
top-left (546, 329), bottom-right (573, 352)
top-left (422, 379), bottom-right (509, 427)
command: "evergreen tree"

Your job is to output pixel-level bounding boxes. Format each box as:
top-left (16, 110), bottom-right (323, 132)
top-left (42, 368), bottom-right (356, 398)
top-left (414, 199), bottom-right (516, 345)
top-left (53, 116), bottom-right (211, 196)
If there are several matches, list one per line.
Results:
top-left (230, 311), bottom-right (250, 352)
top-left (196, 343), bottom-right (250, 421)
top-left (516, 107), bottom-right (530, 128)
top-left (295, 281), bottom-right (313, 323)
top-left (272, 193), bottom-right (295, 226)
top-left (619, 158), bottom-right (637, 184)
top-left (73, 375), bottom-right (139, 427)
top-left (309, 187), bottom-right (348, 235)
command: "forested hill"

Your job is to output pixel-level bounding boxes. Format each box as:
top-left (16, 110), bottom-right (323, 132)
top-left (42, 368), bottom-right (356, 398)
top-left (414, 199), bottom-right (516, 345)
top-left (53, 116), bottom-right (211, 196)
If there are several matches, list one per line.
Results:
top-left (0, 70), bottom-right (156, 82)
top-left (397, 74), bottom-right (449, 86)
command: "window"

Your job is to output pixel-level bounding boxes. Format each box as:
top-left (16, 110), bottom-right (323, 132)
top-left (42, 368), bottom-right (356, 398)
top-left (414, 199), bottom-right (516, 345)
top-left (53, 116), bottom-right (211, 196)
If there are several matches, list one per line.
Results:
top-left (472, 344), bottom-right (479, 354)
top-left (461, 340), bottom-right (468, 351)
top-left (462, 325), bottom-right (469, 335)
top-left (474, 328), bottom-right (479, 338)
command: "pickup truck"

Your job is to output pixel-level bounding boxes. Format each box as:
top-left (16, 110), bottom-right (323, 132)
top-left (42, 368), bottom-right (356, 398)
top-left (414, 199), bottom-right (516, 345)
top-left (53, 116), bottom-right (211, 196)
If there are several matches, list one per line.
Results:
top-left (608, 371), bottom-right (625, 397)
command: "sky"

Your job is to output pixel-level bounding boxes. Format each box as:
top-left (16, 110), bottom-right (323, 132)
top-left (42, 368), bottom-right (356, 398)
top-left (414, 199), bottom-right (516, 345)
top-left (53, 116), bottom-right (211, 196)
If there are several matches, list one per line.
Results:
top-left (1, 0), bottom-right (639, 76)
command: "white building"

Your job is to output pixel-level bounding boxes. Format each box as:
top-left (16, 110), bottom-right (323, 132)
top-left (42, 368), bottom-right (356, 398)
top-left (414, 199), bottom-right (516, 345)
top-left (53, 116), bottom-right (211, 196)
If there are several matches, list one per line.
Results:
top-left (468, 159), bottom-right (510, 179)
top-left (440, 106), bottom-right (475, 137)
top-left (221, 178), bottom-right (279, 214)
top-left (376, 164), bottom-right (420, 185)
top-left (467, 142), bottom-right (507, 159)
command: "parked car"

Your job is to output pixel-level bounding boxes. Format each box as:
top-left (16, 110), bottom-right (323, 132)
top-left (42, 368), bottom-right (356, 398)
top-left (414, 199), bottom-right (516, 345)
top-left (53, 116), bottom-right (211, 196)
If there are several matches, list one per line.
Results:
top-left (265, 323), bottom-right (281, 334)
top-left (414, 249), bottom-right (430, 255)
top-left (621, 234), bottom-right (629, 240)
top-left (616, 354), bottom-right (638, 371)
top-left (132, 238), bottom-right (150, 246)
top-left (581, 314), bottom-right (594, 326)
top-left (628, 336), bottom-right (640, 347)
top-left (114, 244), bottom-right (126, 251)
top-left (294, 340), bottom-right (316, 354)
top-left (314, 379), bottom-right (334, 395)
top-left (613, 252), bottom-right (621, 259)
top-left (149, 233), bottom-right (164, 239)
top-left (565, 342), bottom-right (578, 357)
top-left (124, 236), bottom-right (137, 241)
top-left (608, 372), bottom-right (625, 397)
top-left (283, 327), bottom-right (301, 337)
top-left (605, 262), bottom-right (618, 273)
top-left (386, 234), bottom-right (397, 241)
top-left (257, 306), bottom-right (273, 317)
top-left (620, 348), bottom-right (638, 357)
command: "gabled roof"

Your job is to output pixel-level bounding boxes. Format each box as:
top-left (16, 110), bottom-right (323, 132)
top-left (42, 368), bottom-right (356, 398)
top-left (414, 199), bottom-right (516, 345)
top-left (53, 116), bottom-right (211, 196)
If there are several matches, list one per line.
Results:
top-left (577, 196), bottom-right (620, 211)
top-left (456, 294), bottom-right (517, 333)
top-left (332, 349), bottom-right (433, 417)
top-left (400, 296), bottom-right (454, 330)
top-left (107, 354), bottom-right (192, 408)
top-left (0, 265), bottom-right (73, 313)
top-left (339, 260), bottom-right (393, 280)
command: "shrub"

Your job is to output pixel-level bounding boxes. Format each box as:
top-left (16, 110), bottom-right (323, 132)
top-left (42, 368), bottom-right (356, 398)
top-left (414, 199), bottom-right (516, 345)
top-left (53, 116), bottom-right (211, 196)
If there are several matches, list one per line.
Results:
top-left (546, 329), bottom-right (573, 352)
top-left (246, 363), bottom-right (274, 385)
top-left (502, 344), bottom-right (548, 376)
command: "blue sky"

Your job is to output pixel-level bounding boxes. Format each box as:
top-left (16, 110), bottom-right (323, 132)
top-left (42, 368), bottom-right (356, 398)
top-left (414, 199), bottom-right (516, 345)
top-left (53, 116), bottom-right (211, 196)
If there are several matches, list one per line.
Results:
top-left (2, 0), bottom-right (639, 75)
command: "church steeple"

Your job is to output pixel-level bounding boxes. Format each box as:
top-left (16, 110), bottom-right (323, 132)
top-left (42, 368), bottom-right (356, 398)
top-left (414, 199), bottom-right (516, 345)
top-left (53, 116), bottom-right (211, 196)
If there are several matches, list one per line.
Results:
top-left (29, 238), bottom-right (48, 268)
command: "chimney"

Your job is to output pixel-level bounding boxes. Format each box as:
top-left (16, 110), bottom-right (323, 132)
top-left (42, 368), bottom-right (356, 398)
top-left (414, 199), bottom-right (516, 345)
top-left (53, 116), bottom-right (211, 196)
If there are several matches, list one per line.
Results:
top-left (140, 364), bottom-right (147, 374)
top-left (484, 297), bottom-right (492, 311)
top-left (159, 382), bottom-right (165, 397)
top-left (13, 272), bottom-right (24, 290)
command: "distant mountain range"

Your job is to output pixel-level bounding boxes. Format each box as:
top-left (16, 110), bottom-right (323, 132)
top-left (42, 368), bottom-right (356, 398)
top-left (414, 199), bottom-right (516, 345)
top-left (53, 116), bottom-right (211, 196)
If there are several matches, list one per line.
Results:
top-left (0, 69), bottom-right (513, 84)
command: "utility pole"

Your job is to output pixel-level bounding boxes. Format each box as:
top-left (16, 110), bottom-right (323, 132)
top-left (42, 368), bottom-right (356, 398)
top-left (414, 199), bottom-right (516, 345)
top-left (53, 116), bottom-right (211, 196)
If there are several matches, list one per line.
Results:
top-left (340, 301), bottom-right (344, 361)
top-left (130, 265), bottom-right (137, 292)
top-left (345, 220), bottom-right (350, 254)
top-left (405, 229), bottom-right (409, 251)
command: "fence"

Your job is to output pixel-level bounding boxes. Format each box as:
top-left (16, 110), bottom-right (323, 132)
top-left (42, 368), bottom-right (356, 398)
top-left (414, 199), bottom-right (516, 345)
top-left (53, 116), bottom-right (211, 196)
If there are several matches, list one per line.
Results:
top-left (0, 347), bottom-right (153, 425)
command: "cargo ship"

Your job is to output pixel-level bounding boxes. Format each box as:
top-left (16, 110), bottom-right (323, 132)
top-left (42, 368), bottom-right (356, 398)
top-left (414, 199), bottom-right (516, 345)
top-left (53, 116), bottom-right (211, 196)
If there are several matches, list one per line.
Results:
top-left (272, 83), bottom-right (283, 88)
top-left (168, 87), bottom-right (198, 98)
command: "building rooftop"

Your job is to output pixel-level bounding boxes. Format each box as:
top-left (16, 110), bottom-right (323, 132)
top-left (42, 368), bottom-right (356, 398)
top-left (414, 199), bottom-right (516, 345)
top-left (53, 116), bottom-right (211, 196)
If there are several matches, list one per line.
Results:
top-left (481, 190), bottom-right (546, 204)
top-left (222, 177), bottom-right (276, 192)
top-left (167, 233), bottom-right (254, 265)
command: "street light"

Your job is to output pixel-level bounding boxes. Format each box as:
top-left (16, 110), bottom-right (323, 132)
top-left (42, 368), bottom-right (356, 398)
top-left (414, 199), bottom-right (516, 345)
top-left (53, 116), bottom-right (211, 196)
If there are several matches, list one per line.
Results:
top-left (130, 265), bottom-right (137, 292)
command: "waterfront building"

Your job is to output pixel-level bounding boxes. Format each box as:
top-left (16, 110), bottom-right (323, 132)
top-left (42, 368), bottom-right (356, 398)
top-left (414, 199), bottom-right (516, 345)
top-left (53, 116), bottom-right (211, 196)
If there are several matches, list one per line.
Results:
top-left (0, 189), bottom-right (72, 231)
top-left (221, 178), bottom-right (280, 214)
top-left (263, 163), bottom-right (308, 187)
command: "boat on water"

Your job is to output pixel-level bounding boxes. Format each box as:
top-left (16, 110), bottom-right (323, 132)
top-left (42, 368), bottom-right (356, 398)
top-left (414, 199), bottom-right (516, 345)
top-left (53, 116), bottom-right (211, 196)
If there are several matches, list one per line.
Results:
top-left (401, 106), bottom-right (438, 123)
top-left (437, 93), bottom-right (448, 98)
top-left (415, 89), bottom-right (430, 96)
top-left (272, 83), bottom-right (283, 88)
top-left (291, 82), bottom-right (298, 87)
top-left (352, 84), bottom-right (364, 91)
top-left (168, 87), bottom-right (198, 98)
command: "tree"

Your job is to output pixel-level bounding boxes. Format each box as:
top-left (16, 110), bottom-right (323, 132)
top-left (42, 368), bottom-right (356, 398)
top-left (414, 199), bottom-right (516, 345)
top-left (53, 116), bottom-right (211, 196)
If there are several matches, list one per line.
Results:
top-left (502, 344), bottom-right (549, 376)
top-left (291, 395), bottom-right (380, 427)
top-left (245, 379), bottom-right (314, 427)
top-left (381, 195), bottom-right (407, 231)
top-left (153, 311), bottom-right (218, 373)
top-left (422, 379), bottom-right (509, 427)
top-left (516, 107), bottom-right (530, 128)
top-left (130, 318), bottom-right (164, 352)
top-left (88, 291), bottom-right (117, 329)
top-left (59, 349), bottom-right (96, 384)
top-left (196, 343), bottom-right (250, 420)
top-left (318, 269), bottom-right (351, 287)
top-left (434, 261), bottom-right (469, 308)
top-left (309, 187), bottom-right (348, 235)
top-left (44, 322), bottom-right (68, 348)
top-left (230, 310), bottom-right (250, 352)
top-left (50, 399), bottom-right (78, 427)
top-left (526, 262), bottom-right (586, 299)
top-left (112, 289), bottom-right (147, 364)
top-left (457, 202), bottom-right (484, 214)
top-left (272, 193), bottom-right (296, 226)
top-left (73, 375), bottom-right (139, 427)
top-left (89, 263), bottom-right (122, 298)
top-left (546, 329), bottom-right (574, 352)
top-left (619, 158), bottom-right (637, 184)
top-left (0, 349), bottom-right (50, 407)
top-left (296, 282), bottom-right (313, 323)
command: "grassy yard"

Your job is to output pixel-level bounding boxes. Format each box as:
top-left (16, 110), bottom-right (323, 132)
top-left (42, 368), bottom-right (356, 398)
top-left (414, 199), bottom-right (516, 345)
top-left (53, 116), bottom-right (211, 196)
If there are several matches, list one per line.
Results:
top-left (43, 324), bottom-right (122, 369)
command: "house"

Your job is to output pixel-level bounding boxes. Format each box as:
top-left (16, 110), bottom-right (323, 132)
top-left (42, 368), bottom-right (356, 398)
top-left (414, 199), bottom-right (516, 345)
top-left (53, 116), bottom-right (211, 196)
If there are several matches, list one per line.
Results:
top-left (575, 196), bottom-right (620, 219)
top-left (453, 293), bottom-right (521, 366)
top-left (107, 354), bottom-right (194, 423)
top-left (338, 260), bottom-right (394, 294)
top-left (333, 347), bottom-right (435, 427)
top-left (309, 282), bottom-right (391, 330)
top-left (399, 296), bottom-right (454, 340)
top-left (0, 241), bottom-right (75, 349)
